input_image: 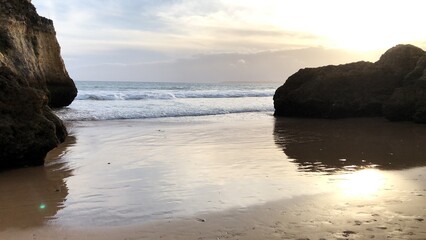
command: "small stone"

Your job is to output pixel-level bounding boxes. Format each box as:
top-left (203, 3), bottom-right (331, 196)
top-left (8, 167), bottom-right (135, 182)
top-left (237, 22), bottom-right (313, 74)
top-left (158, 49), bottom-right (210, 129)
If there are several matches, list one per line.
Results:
top-left (343, 230), bottom-right (356, 237)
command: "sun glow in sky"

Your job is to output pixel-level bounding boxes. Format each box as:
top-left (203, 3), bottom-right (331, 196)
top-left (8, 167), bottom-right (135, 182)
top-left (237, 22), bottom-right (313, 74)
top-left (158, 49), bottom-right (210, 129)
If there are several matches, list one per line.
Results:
top-left (32, 0), bottom-right (426, 82)
top-left (254, 0), bottom-right (426, 51)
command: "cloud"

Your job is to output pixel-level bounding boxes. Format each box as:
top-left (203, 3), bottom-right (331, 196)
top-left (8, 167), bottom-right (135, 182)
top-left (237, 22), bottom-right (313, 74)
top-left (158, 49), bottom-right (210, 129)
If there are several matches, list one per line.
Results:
top-left (237, 59), bottom-right (246, 65)
top-left (33, 0), bottom-right (328, 56)
top-left (69, 47), bottom-right (380, 82)
top-left (32, 0), bottom-right (426, 82)
top-left (33, 0), bottom-right (426, 55)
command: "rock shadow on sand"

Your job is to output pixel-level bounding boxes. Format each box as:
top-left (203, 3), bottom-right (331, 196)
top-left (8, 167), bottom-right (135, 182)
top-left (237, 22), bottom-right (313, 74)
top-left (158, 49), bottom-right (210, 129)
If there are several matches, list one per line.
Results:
top-left (274, 118), bottom-right (426, 173)
top-left (0, 135), bottom-right (76, 230)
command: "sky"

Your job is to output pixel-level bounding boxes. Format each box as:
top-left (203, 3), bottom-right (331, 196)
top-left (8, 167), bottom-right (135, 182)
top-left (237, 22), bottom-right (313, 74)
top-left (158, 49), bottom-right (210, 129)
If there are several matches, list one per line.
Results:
top-left (32, 0), bottom-right (426, 82)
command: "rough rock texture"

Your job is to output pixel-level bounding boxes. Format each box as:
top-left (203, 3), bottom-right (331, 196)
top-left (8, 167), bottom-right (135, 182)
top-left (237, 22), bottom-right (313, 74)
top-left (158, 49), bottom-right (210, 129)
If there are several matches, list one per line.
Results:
top-left (274, 44), bottom-right (426, 123)
top-left (0, 0), bottom-right (76, 168)
top-left (0, 0), bottom-right (77, 107)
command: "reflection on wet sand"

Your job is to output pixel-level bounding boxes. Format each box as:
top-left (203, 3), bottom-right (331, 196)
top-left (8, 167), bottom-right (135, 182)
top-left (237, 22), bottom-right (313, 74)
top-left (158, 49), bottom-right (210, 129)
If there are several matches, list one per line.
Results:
top-left (274, 118), bottom-right (426, 173)
top-left (337, 169), bottom-right (386, 197)
top-left (0, 136), bottom-right (75, 230)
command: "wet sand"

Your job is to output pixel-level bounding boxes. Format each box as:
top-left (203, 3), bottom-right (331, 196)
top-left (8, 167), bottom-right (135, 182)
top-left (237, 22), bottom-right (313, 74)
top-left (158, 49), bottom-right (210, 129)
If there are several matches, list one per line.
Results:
top-left (2, 180), bottom-right (425, 240)
top-left (0, 114), bottom-right (425, 239)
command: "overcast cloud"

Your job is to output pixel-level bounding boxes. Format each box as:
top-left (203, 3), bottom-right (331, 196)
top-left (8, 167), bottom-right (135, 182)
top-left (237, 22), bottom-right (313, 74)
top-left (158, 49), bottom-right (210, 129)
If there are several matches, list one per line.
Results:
top-left (32, 0), bottom-right (425, 82)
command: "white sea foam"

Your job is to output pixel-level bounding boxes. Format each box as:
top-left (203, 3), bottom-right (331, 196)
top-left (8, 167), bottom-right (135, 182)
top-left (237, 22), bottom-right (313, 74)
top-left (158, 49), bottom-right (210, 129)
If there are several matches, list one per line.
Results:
top-left (57, 81), bottom-right (278, 121)
top-left (56, 98), bottom-right (274, 121)
top-left (76, 89), bottom-right (275, 101)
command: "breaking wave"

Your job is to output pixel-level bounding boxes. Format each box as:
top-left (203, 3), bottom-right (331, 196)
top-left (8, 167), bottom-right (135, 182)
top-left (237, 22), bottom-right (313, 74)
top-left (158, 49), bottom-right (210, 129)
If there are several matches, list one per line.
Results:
top-left (76, 89), bottom-right (275, 101)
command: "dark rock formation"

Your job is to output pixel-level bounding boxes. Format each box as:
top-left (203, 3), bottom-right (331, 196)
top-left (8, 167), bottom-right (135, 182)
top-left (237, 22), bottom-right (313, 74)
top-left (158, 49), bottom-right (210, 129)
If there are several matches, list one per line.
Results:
top-left (0, 0), bottom-right (76, 168)
top-left (0, 0), bottom-right (77, 107)
top-left (274, 44), bottom-right (426, 123)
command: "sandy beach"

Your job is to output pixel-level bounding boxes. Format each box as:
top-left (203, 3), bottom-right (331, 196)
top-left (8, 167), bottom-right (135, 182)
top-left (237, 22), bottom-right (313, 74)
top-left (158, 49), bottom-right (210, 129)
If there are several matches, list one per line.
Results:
top-left (0, 114), bottom-right (425, 239)
top-left (2, 176), bottom-right (425, 240)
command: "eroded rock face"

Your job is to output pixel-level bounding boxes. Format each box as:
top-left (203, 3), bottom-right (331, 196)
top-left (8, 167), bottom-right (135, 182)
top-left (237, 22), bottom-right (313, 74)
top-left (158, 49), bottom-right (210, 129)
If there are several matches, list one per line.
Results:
top-left (0, 0), bottom-right (77, 107)
top-left (0, 0), bottom-right (75, 168)
top-left (274, 44), bottom-right (426, 123)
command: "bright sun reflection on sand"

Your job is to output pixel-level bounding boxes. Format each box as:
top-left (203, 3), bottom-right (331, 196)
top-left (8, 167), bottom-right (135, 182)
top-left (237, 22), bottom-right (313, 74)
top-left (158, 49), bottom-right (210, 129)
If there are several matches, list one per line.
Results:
top-left (339, 169), bottom-right (386, 198)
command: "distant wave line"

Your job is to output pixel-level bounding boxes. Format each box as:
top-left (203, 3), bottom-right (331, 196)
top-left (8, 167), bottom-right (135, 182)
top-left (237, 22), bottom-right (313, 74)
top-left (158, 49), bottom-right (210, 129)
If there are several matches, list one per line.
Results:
top-left (55, 108), bottom-right (274, 121)
top-left (75, 90), bottom-right (275, 101)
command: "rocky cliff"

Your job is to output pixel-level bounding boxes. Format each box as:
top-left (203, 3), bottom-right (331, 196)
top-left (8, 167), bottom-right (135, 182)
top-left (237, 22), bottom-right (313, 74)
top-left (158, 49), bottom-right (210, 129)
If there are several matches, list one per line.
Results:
top-left (0, 0), bottom-right (76, 168)
top-left (0, 0), bottom-right (77, 107)
top-left (274, 44), bottom-right (426, 123)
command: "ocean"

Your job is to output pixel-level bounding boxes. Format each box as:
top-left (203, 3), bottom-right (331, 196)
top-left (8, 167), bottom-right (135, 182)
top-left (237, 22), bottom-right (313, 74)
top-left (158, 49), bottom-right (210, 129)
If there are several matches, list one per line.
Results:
top-left (55, 81), bottom-right (278, 121)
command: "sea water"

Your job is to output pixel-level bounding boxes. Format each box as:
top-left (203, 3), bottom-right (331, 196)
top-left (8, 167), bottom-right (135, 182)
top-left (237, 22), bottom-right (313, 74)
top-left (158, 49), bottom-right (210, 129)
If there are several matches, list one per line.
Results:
top-left (56, 81), bottom-right (278, 121)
